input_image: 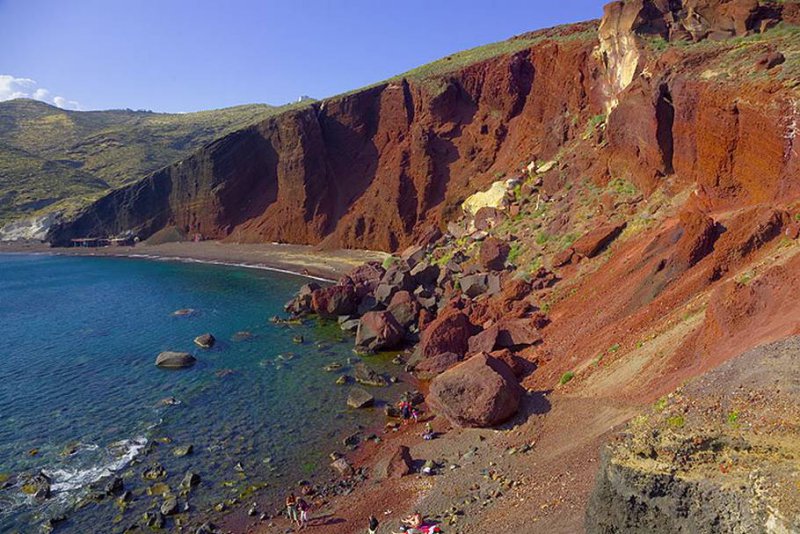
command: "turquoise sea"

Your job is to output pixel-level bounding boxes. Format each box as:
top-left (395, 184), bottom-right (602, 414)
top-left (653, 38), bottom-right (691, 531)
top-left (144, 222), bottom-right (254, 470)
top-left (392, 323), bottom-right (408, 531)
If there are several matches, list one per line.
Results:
top-left (0, 254), bottom-right (402, 533)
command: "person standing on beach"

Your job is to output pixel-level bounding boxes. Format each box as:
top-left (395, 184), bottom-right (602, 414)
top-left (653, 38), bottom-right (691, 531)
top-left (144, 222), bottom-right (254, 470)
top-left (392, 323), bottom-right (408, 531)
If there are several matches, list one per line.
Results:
top-left (286, 492), bottom-right (299, 527)
top-left (368, 514), bottom-right (379, 534)
top-left (297, 498), bottom-right (310, 529)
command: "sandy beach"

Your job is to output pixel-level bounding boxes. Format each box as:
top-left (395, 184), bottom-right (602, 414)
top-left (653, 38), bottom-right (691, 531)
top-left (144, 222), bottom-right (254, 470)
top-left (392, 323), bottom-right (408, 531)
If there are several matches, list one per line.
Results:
top-left (0, 241), bottom-right (388, 282)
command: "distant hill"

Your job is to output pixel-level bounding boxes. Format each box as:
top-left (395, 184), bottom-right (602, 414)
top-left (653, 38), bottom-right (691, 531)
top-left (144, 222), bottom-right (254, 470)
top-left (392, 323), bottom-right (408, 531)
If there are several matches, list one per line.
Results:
top-left (0, 99), bottom-right (301, 224)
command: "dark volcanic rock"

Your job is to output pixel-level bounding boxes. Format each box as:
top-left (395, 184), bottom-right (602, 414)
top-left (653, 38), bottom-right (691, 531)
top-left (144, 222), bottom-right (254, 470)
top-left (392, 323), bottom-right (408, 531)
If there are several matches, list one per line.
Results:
top-left (193, 333), bottom-right (215, 349)
top-left (460, 273), bottom-right (489, 298)
top-left (285, 282), bottom-right (321, 315)
top-left (355, 311), bottom-right (404, 351)
top-left (387, 290), bottom-right (420, 328)
top-left (346, 387), bottom-right (375, 409)
top-left (155, 351), bottom-right (196, 369)
top-left (311, 285), bottom-right (357, 318)
top-left (414, 351), bottom-right (462, 379)
top-left (427, 353), bottom-right (522, 428)
top-left (354, 362), bottom-right (389, 387)
top-left (416, 312), bottom-right (476, 360)
top-left (479, 237), bottom-right (510, 271)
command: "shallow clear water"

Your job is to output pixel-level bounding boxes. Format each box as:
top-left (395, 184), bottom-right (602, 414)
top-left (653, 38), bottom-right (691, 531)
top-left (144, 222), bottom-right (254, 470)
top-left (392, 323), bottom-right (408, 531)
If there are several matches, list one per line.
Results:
top-left (0, 254), bottom-right (402, 533)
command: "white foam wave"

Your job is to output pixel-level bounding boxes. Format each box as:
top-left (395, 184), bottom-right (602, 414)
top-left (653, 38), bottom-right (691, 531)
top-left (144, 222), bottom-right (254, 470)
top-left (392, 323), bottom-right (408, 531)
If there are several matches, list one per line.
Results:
top-left (45, 437), bottom-right (147, 494)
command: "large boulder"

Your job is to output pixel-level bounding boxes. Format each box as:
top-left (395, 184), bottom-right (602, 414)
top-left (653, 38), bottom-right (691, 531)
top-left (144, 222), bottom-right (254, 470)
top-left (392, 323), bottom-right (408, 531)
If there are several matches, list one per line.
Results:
top-left (479, 237), bottom-right (510, 271)
top-left (343, 262), bottom-right (385, 288)
top-left (380, 265), bottom-right (414, 293)
top-left (311, 285), bottom-right (357, 318)
top-left (355, 311), bottom-right (405, 351)
top-left (375, 445), bottom-right (414, 479)
top-left (155, 351), bottom-right (196, 369)
top-left (427, 353), bottom-right (522, 428)
top-left (410, 261), bottom-right (440, 287)
top-left (284, 282), bottom-right (321, 315)
top-left (400, 244), bottom-right (427, 268)
top-left (460, 273), bottom-right (501, 298)
top-left (462, 179), bottom-right (512, 216)
top-left (387, 291), bottom-right (420, 328)
top-left (467, 319), bottom-right (542, 355)
top-left (414, 352), bottom-right (462, 379)
top-left (416, 312), bottom-right (476, 360)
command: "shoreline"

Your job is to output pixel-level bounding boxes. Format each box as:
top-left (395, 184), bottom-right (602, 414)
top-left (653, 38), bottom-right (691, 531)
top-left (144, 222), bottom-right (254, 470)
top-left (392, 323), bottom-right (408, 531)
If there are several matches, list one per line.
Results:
top-left (0, 241), bottom-right (389, 282)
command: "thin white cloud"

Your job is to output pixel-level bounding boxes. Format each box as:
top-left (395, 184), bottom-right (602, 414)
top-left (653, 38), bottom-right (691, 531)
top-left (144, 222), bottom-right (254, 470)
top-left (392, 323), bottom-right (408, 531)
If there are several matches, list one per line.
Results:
top-left (0, 74), bottom-right (81, 110)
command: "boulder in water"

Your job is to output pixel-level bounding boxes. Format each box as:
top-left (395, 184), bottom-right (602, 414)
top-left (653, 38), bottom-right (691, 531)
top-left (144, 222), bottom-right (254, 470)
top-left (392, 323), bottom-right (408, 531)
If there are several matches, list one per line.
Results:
top-left (354, 362), bottom-right (389, 387)
top-left (180, 471), bottom-right (201, 490)
top-left (20, 471), bottom-right (51, 501)
top-left (347, 387), bottom-right (375, 409)
top-left (193, 333), bottom-right (215, 348)
top-left (155, 351), bottom-right (196, 369)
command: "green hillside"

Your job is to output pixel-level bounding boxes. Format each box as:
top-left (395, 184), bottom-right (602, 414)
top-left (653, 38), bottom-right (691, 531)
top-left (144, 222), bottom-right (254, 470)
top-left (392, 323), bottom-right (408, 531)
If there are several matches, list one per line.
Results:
top-left (0, 99), bottom-right (295, 224)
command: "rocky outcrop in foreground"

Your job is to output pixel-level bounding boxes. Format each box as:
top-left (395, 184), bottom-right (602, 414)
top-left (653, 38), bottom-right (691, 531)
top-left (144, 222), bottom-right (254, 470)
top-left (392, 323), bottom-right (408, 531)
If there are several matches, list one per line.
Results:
top-left (586, 336), bottom-right (800, 533)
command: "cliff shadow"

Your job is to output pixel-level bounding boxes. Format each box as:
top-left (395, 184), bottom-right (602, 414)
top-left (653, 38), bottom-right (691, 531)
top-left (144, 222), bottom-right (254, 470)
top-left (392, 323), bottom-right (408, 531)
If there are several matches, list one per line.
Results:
top-left (216, 130), bottom-right (280, 229)
top-left (498, 388), bottom-right (552, 430)
top-left (317, 101), bottom-right (381, 231)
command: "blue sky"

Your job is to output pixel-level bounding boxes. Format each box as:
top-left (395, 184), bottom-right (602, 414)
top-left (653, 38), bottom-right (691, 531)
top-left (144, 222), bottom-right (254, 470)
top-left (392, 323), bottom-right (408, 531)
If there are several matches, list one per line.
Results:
top-left (0, 0), bottom-right (604, 112)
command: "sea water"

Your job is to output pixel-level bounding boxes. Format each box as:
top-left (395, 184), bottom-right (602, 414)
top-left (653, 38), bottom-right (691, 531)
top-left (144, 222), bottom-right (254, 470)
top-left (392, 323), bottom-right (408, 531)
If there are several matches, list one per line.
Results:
top-left (0, 254), bottom-right (403, 532)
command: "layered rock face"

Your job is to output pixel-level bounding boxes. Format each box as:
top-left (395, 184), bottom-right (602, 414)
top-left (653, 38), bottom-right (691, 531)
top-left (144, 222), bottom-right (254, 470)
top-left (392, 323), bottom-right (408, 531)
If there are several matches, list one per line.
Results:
top-left (49, 1), bottom-right (799, 253)
top-left (586, 337), bottom-right (800, 533)
top-left (49, 26), bottom-right (600, 250)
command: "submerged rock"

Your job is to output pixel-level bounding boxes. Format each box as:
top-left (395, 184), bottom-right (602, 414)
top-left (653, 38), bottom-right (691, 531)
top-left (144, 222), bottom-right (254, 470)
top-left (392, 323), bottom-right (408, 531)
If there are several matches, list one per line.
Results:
top-left (354, 362), bottom-right (389, 387)
top-left (155, 351), bottom-right (196, 369)
top-left (160, 495), bottom-right (178, 516)
top-left (172, 444), bottom-right (193, 457)
top-left (193, 333), bottom-right (215, 348)
top-left (20, 471), bottom-right (51, 501)
top-left (180, 471), bottom-right (201, 490)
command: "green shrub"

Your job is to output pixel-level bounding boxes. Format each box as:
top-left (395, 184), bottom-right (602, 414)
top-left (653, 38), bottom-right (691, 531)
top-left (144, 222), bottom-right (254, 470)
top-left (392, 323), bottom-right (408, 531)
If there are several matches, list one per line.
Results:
top-left (507, 242), bottom-right (522, 264)
top-left (666, 415), bottom-right (685, 429)
top-left (559, 371), bottom-right (575, 385)
top-left (382, 256), bottom-right (398, 269)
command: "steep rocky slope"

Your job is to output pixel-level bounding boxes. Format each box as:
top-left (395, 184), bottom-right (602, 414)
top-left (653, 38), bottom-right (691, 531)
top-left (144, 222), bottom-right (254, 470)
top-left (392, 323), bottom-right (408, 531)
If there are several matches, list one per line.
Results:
top-left (587, 336), bottom-right (800, 533)
top-left (49, 1), bottom-right (800, 256)
top-left (0, 99), bottom-right (284, 227)
top-left (40, 1), bottom-right (800, 532)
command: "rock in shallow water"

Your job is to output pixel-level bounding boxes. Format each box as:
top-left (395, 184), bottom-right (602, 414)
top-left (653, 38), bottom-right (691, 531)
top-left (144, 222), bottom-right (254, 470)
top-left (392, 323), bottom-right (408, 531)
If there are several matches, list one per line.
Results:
top-left (347, 387), bottom-right (375, 409)
top-left (193, 333), bottom-right (215, 348)
top-left (155, 351), bottom-right (196, 369)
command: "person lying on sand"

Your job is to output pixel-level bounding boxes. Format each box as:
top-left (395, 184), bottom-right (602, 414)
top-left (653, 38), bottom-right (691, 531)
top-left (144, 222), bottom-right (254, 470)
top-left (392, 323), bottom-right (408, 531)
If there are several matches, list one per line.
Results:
top-left (402, 511), bottom-right (423, 528)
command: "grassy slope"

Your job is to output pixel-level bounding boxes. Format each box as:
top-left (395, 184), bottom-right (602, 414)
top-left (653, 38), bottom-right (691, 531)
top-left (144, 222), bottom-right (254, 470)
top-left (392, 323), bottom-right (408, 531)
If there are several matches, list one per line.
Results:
top-left (0, 99), bottom-right (299, 223)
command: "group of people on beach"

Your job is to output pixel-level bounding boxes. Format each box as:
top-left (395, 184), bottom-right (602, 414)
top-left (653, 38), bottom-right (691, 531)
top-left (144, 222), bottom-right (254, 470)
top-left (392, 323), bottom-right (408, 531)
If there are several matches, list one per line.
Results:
top-left (367, 511), bottom-right (442, 534)
top-left (283, 398), bottom-right (441, 532)
top-left (285, 492), bottom-right (311, 530)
